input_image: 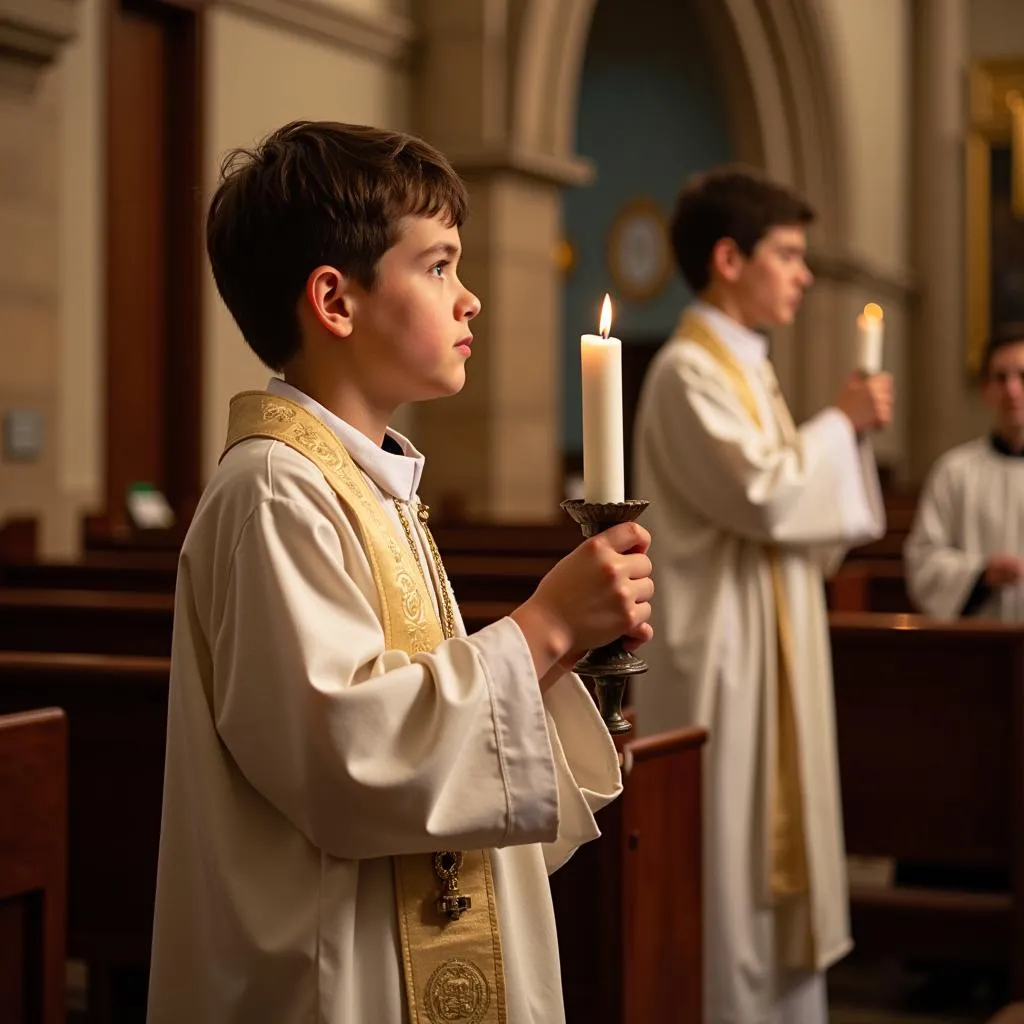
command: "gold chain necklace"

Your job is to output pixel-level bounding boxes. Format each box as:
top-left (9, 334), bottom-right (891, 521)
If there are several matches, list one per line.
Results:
top-left (392, 498), bottom-right (456, 642)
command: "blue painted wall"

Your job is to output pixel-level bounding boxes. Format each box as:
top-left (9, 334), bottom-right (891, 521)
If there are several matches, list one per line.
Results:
top-left (562, 0), bottom-right (733, 451)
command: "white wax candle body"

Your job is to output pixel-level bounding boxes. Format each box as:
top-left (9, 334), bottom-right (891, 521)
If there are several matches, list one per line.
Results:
top-left (856, 317), bottom-right (884, 375)
top-left (581, 333), bottom-right (625, 503)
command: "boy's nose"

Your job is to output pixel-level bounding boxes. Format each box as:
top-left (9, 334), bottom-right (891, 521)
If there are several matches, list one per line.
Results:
top-left (461, 289), bottom-right (482, 321)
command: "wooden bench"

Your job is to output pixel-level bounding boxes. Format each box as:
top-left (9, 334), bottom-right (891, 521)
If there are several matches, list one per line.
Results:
top-left (0, 652), bottom-right (168, 1018)
top-left (828, 559), bottom-right (914, 614)
top-left (553, 725), bottom-right (706, 1024)
top-left (0, 646), bottom-right (701, 1022)
top-left (830, 612), bottom-right (1024, 991)
top-left (0, 590), bottom-right (174, 657)
top-left (0, 707), bottom-right (67, 1024)
top-left (0, 554), bottom-right (178, 593)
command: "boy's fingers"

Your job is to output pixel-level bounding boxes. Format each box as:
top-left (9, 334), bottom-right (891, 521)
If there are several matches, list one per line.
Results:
top-left (622, 623), bottom-right (654, 651)
top-left (599, 522), bottom-right (651, 555)
top-left (627, 554), bottom-right (654, 583)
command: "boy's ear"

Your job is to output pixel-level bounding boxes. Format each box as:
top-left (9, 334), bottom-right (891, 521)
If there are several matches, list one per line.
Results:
top-left (709, 237), bottom-right (745, 285)
top-left (305, 265), bottom-right (355, 339)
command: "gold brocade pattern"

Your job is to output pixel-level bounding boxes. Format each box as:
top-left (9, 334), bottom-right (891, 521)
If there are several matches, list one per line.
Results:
top-left (222, 392), bottom-right (506, 1024)
top-left (676, 311), bottom-right (813, 927)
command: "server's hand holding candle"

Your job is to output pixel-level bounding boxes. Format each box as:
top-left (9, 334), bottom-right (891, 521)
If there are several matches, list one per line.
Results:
top-left (840, 301), bottom-right (894, 435)
top-left (581, 294), bottom-right (625, 503)
top-left (856, 302), bottom-right (884, 375)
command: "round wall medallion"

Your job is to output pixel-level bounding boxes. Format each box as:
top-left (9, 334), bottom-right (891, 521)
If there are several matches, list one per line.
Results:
top-left (606, 197), bottom-right (672, 303)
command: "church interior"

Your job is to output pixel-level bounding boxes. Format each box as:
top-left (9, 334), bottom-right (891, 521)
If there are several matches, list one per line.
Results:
top-left (3, 0), bottom-right (1024, 1021)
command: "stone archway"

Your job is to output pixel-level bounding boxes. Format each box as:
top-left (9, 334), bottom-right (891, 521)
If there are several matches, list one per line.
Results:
top-left (414, 0), bottom-right (852, 518)
top-left (509, 0), bottom-right (853, 414)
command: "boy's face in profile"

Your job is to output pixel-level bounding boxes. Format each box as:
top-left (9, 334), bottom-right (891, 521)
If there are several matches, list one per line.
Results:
top-left (983, 341), bottom-right (1024, 435)
top-left (352, 214), bottom-right (481, 406)
top-left (720, 224), bottom-right (813, 329)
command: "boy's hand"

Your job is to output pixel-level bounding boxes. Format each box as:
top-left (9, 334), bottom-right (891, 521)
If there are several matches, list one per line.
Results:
top-left (511, 522), bottom-right (654, 685)
top-left (985, 553), bottom-right (1024, 588)
top-left (835, 371), bottom-right (894, 434)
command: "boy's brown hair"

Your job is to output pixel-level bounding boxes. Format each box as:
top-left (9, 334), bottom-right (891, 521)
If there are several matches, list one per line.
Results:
top-left (207, 121), bottom-right (469, 371)
top-left (669, 167), bottom-right (815, 293)
top-left (982, 321), bottom-right (1024, 379)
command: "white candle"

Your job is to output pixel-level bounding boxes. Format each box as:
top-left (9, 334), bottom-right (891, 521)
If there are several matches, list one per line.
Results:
top-left (856, 303), bottom-right (885, 375)
top-left (581, 294), bottom-right (625, 503)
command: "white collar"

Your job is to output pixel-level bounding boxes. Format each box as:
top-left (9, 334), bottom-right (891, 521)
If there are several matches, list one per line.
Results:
top-left (266, 379), bottom-right (424, 502)
top-left (690, 300), bottom-right (769, 368)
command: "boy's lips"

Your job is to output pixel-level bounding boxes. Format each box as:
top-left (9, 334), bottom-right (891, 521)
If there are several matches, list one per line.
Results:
top-left (455, 336), bottom-right (473, 352)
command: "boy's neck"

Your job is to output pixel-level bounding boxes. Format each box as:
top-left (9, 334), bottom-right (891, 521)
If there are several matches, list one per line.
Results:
top-left (697, 286), bottom-right (757, 331)
top-left (994, 425), bottom-right (1024, 453)
top-left (281, 367), bottom-right (392, 446)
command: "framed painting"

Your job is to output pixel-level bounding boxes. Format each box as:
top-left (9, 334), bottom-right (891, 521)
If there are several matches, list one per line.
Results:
top-left (966, 59), bottom-right (1024, 375)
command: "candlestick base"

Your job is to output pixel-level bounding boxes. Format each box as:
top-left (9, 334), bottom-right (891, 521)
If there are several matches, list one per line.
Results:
top-left (560, 498), bottom-right (650, 735)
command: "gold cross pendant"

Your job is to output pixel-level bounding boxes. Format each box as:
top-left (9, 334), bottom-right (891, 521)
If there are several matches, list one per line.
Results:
top-left (438, 891), bottom-right (472, 921)
top-left (433, 851), bottom-right (471, 921)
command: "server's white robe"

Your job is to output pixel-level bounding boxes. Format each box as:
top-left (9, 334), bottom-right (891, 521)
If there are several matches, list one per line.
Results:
top-left (904, 436), bottom-right (1024, 621)
top-left (632, 304), bottom-right (885, 1024)
top-left (147, 380), bottom-right (621, 1024)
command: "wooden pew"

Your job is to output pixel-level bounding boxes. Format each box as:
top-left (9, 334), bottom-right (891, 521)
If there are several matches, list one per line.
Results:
top-left (830, 612), bottom-right (1024, 991)
top-left (0, 653), bottom-right (168, 1019)
top-left (0, 554), bottom-right (178, 594)
top-left (827, 559), bottom-right (914, 614)
top-left (0, 516), bottom-right (38, 563)
top-left (0, 644), bottom-right (703, 1023)
top-left (552, 725), bottom-right (707, 1024)
top-left (0, 590), bottom-right (174, 657)
top-left (0, 707), bottom-right (67, 1024)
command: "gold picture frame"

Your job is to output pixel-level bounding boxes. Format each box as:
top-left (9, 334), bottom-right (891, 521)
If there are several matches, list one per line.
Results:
top-left (606, 197), bottom-right (673, 303)
top-left (966, 59), bottom-right (1024, 374)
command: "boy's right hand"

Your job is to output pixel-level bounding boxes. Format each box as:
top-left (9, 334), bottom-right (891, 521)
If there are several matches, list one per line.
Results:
top-left (835, 371), bottom-right (894, 434)
top-left (985, 553), bottom-right (1024, 588)
top-left (510, 522), bottom-right (654, 686)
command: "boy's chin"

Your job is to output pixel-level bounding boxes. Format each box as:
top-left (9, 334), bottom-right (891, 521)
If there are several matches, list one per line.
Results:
top-left (415, 370), bottom-right (466, 402)
top-left (770, 305), bottom-right (798, 327)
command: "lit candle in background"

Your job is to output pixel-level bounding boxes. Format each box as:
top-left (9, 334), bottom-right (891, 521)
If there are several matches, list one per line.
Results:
top-left (856, 302), bottom-right (885, 375)
top-left (581, 294), bottom-right (625, 503)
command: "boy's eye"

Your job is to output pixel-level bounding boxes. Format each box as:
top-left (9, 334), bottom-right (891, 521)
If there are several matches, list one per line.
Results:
top-left (430, 261), bottom-right (448, 278)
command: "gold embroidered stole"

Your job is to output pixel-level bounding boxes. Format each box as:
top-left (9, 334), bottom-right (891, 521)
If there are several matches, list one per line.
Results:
top-left (222, 391), bottom-right (506, 1024)
top-left (676, 311), bottom-right (812, 915)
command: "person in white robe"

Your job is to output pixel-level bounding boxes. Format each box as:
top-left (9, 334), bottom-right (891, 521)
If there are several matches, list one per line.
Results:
top-left (632, 168), bottom-right (892, 1024)
top-left (905, 327), bottom-right (1024, 621)
top-left (147, 121), bottom-right (655, 1024)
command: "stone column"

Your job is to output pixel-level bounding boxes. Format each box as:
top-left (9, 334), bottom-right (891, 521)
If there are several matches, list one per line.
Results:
top-left (412, 0), bottom-right (591, 520)
top-left (910, 0), bottom-right (969, 480)
top-left (0, 0), bottom-right (82, 555)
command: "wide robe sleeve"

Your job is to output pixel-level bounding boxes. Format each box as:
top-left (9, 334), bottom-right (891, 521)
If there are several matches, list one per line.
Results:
top-left (538, 672), bottom-right (622, 873)
top-left (903, 458), bottom-right (986, 619)
top-left (211, 493), bottom-right (564, 862)
top-left (443, 597), bottom-right (622, 876)
top-left (643, 346), bottom-right (885, 550)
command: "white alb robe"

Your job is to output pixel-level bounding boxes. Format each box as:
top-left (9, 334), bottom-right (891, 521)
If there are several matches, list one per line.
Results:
top-left (904, 436), bottom-right (1024, 621)
top-left (632, 303), bottom-right (885, 1024)
top-left (147, 380), bottom-right (622, 1024)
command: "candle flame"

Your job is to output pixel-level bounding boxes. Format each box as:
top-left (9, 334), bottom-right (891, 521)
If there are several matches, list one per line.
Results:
top-left (599, 294), bottom-right (613, 339)
top-left (863, 302), bottom-right (884, 322)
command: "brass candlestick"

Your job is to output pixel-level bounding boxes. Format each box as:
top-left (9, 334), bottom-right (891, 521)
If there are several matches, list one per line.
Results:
top-left (560, 498), bottom-right (650, 734)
